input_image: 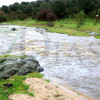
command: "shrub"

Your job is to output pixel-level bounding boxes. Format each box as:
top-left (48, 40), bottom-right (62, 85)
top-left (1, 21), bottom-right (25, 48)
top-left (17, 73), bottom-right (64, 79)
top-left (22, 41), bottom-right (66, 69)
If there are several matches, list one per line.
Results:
top-left (36, 8), bottom-right (51, 21)
top-left (75, 11), bottom-right (86, 28)
top-left (47, 22), bottom-right (54, 27)
top-left (0, 16), bottom-right (7, 22)
top-left (60, 24), bottom-right (63, 27)
top-left (0, 10), bottom-right (5, 16)
top-left (31, 10), bottom-right (37, 19)
top-left (7, 12), bottom-right (17, 21)
top-left (46, 13), bottom-right (58, 21)
top-left (18, 14), bottom-right (27, 20)
top-left (0, 10), bottom-right (7, 22)
top-left (89, 10), bottom-right (96, 18)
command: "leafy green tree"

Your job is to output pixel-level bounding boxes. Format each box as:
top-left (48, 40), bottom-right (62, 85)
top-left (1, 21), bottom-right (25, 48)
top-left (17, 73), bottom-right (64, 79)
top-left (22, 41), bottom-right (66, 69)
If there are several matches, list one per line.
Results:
top-left (23, 4), bottom-right (33, 16)
top-left (0, 0), bottom-right (100, 21)
top-left (84, 0), bottom-right (95, 14)
top-left (74, 0), bottom-right (85, 12)
top-left (40, 2), bottom-right (50, 9)
top-left (1, 6), bottom-right (9, 13)
top-left (9, 2), bottom-right (19, 12)
top-left (50, 0), bottom-right (66, 18)
top-left (21, 2), bottom-right (29, 5)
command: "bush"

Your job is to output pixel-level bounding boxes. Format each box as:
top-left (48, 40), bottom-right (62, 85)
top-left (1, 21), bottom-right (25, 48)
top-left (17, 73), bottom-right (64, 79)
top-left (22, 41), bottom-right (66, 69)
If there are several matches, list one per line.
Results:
top-left (36, 8), bottom-right (51, 21)
top-left (7, 12), bottom-right (17, 21)
top-left (46, 13), bottom-right (58, 21)
top-left (89, 10), bottom-right (96, 18)
top-left (47, 22), bottom-right (54, 27)
top-left (75, 11), bottom-right (86, 28)
top-left (0, 10), bottom-right (5, 16)
top-left (0, 10), bottom-right (7, 22)
top-left (18, 14), bottom-right (27, 20)
top-left (0, 16), bottom-right (7, 22)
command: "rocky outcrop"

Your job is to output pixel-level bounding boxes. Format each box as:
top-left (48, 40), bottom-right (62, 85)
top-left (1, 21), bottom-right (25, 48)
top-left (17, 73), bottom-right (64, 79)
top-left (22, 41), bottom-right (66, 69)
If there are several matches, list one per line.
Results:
top-left (0, 55), bottom-right (44, 79)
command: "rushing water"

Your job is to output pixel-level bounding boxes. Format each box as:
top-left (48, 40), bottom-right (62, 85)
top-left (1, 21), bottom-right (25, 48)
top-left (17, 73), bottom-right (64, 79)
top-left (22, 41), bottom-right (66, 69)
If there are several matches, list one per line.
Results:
top-left (0, 25), bottom-right (100, 100)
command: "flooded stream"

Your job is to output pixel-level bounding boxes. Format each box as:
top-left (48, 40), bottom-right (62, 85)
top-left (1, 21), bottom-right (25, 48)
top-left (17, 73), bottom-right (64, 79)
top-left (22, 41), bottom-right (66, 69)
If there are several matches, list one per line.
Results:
top-left (0, 25), bottom-right (100, 100)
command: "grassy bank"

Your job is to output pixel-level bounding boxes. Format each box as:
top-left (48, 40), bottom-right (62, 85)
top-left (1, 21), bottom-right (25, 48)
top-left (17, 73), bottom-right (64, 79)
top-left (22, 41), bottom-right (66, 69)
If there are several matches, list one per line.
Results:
top-left (7, 18), bottom-right (100, 38)
top-left (0, 55), bottom-right (44, 100)
top-left (0, 72), bottom-right (44, 100)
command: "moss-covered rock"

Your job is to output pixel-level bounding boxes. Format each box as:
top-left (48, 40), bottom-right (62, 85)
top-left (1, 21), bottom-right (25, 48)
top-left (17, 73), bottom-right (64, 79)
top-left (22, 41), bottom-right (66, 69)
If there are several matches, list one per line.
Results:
top-left (0, 55), bottom-right (44, 79)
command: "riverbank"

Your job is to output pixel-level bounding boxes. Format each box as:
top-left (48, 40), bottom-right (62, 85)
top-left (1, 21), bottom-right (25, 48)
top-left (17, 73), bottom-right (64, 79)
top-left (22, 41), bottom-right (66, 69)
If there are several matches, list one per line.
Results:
top-left (9, 77), bottom-right (93, 100)
top-left (6, 18), bottom-right (100, 39)
top-left (0, 66), bottom-right (92, 100)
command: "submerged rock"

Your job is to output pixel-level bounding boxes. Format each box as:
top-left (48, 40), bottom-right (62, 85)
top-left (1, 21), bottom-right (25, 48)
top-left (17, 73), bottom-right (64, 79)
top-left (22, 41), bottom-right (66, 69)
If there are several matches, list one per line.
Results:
top-left (0, 55), bottom-right (44, 79)
top-left (11, 28), bottom-right (16, 31)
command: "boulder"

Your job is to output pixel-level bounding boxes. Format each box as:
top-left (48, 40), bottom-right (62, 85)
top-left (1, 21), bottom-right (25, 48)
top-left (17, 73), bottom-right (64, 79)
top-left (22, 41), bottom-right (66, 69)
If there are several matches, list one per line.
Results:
top-left (0, 55), bottom-right (44, 79)
top-left (11, 28), bottom-right (16, 31)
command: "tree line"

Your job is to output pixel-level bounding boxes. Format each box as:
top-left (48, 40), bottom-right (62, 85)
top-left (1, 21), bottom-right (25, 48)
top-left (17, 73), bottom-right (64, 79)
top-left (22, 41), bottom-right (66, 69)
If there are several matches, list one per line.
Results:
top-left (0, 0), bottom-right (100, 22)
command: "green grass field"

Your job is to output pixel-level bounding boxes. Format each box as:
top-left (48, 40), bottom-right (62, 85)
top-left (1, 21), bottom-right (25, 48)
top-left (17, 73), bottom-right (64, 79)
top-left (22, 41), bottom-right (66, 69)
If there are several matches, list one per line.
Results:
top-left (7, 18), bottom-right (100, 38)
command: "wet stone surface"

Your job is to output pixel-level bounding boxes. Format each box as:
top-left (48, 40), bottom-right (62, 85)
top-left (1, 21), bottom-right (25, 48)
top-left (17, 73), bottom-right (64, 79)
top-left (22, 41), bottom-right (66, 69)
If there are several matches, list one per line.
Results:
top-left (0, 25), bottom-right (100, 100)
top-left (0, 55), bottom-right (44, 79)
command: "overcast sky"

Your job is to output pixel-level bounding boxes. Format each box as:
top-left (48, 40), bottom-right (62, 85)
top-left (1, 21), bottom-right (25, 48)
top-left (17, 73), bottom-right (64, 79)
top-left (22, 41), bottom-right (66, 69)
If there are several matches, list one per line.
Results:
top-left (0, 0), bottom-right (37, 7)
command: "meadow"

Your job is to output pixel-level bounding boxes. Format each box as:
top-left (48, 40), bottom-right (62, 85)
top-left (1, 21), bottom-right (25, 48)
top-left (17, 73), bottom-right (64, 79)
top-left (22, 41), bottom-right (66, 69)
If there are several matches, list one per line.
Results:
top-left (7, 18), bottom-right (100, 39)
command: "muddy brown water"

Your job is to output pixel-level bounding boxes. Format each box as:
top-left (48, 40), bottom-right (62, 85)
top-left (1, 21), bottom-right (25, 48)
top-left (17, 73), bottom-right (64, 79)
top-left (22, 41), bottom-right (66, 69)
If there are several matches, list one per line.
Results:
top-left (0, 25), bottom-right (100, 100)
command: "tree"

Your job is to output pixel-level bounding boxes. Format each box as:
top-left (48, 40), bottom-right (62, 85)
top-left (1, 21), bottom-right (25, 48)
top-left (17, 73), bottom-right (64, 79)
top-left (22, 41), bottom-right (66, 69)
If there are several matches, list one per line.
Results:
top-left (9, 2), bottom-right (19, 12)
top-left (50, 0), bottom-right (66, 18)
top-left (21, 2), bottom-right (29, 5)
top-left (74, 0), bottom-right (96, 14)
top-left (74, 0), bottom-right (85, 12)
top-left (0, 0), bottom-right (100, 21)
top-left (1, 6), bottom-right (9, 13)
top-left (23, 4), bottom-right (33, 15)
top-left (36, 8), bottom-right (51, 20)
top-left (46, 13), bottom-right (58, 21)
top-left (84, 0), bottom-right (95, 15)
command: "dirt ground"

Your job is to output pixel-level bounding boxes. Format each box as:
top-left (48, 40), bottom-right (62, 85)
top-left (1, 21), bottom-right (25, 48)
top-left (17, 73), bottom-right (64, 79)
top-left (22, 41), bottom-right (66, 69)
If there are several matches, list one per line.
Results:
top-left (9, 77), bottom-right (93, 100)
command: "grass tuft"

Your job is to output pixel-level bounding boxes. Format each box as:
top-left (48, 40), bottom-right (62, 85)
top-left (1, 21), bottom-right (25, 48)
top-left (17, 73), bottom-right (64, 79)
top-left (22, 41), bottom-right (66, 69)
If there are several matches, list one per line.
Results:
top-left (45, 79), bottom-right (50, 82)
